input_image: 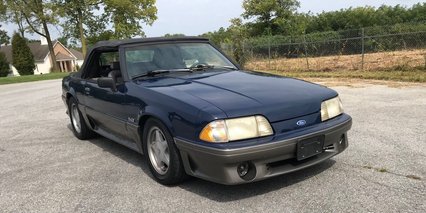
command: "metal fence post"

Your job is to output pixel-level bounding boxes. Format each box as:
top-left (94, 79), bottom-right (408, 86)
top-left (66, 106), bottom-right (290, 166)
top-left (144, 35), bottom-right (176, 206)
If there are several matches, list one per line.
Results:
top-left (424, 54), bottom-right (426, 69)
top-left (361, 28), bottom-right (365, 70)
top-left (268, 35), bottom-right (271, 70)
top-left (303, 35), bottom-right (310, 70)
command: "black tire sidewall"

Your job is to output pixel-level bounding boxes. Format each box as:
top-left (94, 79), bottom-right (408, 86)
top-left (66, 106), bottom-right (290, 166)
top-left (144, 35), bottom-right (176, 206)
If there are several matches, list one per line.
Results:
top-left (142, 118), bottom-right (186, 185)
top-left (68, 97), bottom-right (93, 140)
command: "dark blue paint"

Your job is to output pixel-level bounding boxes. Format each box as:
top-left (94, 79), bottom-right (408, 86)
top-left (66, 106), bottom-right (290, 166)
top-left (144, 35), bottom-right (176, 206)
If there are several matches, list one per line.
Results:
top-left (64, 70), bottom-right (337, 145)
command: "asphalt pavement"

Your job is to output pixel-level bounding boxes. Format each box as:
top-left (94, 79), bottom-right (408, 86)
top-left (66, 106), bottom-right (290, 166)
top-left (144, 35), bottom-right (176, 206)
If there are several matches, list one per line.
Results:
top-left (0, 79), bottom-right (425, 212)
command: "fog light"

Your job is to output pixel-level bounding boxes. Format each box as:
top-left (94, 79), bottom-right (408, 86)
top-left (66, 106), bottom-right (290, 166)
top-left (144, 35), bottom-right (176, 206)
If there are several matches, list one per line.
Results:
top-left (237, 162), bottom-right (249, 177)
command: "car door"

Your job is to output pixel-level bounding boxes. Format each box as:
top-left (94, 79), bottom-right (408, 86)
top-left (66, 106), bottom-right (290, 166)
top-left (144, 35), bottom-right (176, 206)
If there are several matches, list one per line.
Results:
top-left (82, 51), bottom-right (129, 140)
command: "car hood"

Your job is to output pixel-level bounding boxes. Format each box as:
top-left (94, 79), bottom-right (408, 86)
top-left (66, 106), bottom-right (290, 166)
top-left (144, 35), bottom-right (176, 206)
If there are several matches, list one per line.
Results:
top-left (141, 71), bottom-right (337, 122)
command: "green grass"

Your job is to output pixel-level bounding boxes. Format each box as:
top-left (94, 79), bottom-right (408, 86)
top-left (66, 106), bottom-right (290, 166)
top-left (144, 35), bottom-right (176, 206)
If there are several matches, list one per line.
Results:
top-left (259, 70), bottom-right (426, 83)
top-left (0, 72), bottom-right (70, 85)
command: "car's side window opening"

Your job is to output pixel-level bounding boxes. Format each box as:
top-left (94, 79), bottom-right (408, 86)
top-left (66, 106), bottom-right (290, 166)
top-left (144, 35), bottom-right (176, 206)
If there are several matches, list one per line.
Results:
top-left (84, 50), bottom-right (121, 80)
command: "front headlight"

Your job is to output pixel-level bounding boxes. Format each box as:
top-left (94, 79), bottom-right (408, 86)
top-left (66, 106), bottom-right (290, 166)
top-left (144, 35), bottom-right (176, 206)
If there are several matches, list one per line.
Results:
top-left (321, 96), bottom-right (344, 121)
top-left (199, 115), bottom-right (274, 143)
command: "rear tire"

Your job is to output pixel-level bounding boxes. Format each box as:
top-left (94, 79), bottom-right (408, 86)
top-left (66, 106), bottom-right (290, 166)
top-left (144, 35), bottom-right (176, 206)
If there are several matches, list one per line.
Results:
top-left (68, 97), bottom-right (95, 140)
top-left (143, 118), bottom-right (188, 185)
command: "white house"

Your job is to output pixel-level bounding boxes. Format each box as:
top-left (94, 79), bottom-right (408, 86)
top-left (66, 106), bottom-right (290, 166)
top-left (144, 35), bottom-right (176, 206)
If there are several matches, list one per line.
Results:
top-left (0, 37), bottom-right (84, 76)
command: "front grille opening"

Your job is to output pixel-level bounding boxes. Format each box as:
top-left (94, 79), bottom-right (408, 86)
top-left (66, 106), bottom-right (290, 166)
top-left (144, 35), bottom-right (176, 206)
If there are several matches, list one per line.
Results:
top-left (267, 155), bottom-right (321, 169)
top-left (324, 144), bottom-right (335, 150)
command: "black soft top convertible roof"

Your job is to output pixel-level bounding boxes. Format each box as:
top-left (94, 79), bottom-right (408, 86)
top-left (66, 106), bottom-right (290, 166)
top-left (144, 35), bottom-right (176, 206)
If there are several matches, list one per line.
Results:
top-left (92, 37), bottom-right (209, 49)
top-left (79, 37), bottom-right (213, 76)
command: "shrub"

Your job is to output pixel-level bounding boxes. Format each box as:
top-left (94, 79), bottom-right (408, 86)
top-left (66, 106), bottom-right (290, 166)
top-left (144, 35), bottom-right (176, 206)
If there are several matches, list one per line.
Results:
top-left (12, 33), bottom-right (35, 75)
top-left (0, 52), bottom-right (9, 77)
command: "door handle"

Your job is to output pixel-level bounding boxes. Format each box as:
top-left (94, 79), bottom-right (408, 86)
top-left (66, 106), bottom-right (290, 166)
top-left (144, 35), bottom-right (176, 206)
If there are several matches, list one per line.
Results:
top-left (84, 87), bottom-right (90, 95)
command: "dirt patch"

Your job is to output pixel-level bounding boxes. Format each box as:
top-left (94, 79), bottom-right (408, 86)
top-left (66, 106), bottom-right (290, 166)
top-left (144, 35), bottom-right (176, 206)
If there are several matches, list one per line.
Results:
top-left (302, 77), bottom-right (426, 88)
top-left (247, 49), bottom-right (426, 72)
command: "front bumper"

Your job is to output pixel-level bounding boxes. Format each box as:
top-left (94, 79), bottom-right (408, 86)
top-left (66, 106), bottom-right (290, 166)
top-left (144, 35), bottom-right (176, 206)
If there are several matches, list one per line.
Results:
top-left (175, 114), bottom-right (352, 185)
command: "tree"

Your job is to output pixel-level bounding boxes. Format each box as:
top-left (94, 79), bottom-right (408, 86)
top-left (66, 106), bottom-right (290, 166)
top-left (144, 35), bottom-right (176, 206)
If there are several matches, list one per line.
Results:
top-left (164, 33), bottom-right (186, 37)
top-left (228, 18), bottom-right (247, 67)
top-left (0, 25), bottom-right (10, 45)
top-left (104, 0), bottom-right (157, 39)
top-left (0, 51), bottom-right (9, 77)
top-left (54, 0), bottom-right (106, 57)
top-left (304, 4), bottom-right (426, 33)
top-left (57, 36), bottom-right (69, 47)
top-left (28, 39), bottom-right (41, 43)
top-left (2, 0), bottom-right (58, 71)
top-left (12, 33), bottom-right (35, 75)
top-left (55, 0), bottom-right (157, 56)
top-left (86, 30), bottom-right (114, 47)
top-left (242, 0), bottom-right (300, 36)
top-left (0, 1), bottom-right (26, 37)
top-left (201, 27), bottom-right (230, 46)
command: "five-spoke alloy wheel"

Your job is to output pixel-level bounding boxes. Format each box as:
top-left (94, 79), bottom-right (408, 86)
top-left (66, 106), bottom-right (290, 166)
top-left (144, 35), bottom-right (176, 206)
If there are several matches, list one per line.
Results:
top-left (143, 118), bottom-right (187, 185)
top-left (147, 127), bottom-right (170, 175)
top-left (68, 97), bottom-right (95, 140)
top-left (70, 102), bottom-right (81, 133)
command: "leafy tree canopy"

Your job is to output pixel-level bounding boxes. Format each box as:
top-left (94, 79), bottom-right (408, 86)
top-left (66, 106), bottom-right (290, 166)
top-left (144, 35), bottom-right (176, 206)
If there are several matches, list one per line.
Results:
top-left (164, 33), bottom-right (186, 37)
top-left (242, 0), bottom-right (300, 35)
top-left (54, 0), bottom-right (157, 56)
top-left (0, 24), bottom-right (10, 45)
top-left (104, 0), bottom-right (157, 39)
top-left (203, 2), bottom-right (426, 45)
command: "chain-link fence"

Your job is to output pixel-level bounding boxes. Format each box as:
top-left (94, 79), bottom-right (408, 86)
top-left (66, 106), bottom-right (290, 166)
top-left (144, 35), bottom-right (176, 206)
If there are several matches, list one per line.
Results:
top-left (222, 22), bottom-right (426, 72)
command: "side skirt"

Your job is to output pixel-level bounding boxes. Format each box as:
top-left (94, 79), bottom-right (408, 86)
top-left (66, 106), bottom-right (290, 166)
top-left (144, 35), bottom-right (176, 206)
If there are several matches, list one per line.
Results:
top-left (94, 127), bottom-right (142, 154)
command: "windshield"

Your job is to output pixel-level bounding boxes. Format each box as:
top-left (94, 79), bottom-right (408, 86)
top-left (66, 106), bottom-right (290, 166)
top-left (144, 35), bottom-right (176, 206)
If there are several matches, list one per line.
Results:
top-left (125, 42), bottom-right (236, 78)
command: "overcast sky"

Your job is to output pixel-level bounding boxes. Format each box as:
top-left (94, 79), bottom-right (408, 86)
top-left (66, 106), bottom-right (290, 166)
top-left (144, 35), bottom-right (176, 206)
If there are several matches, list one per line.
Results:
top-left (1, 0), bottom-right (424, 40)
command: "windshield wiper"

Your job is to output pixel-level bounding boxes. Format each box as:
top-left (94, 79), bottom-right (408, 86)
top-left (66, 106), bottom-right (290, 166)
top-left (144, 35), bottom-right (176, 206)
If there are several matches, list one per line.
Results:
top-left (189, 64), bottom-right (238, 71)
top-left (189, 64), bottom-right (214, 71)
top-left (214, 66), bottom-right (238, 70)
top-left (132, 69), bottom-right (192, 80)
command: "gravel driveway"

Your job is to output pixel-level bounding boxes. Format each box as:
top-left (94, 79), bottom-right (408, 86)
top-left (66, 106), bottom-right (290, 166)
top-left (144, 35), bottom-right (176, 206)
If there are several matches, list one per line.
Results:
top-left (0, 79), bottom-right (425, 212)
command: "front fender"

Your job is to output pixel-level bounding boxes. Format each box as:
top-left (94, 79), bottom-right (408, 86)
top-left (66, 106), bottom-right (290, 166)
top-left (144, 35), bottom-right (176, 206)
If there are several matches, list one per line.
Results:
top-left (139, 104), bottom-right (201, 139)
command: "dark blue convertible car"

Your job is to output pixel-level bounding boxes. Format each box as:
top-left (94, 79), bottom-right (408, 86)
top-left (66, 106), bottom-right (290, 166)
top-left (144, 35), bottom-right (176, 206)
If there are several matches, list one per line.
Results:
top-left (62, 37), bottom-right (352, 185)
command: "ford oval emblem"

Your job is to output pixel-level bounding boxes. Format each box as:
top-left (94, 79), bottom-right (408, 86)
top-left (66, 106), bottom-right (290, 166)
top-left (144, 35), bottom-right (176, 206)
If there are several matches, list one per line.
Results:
top-left (296, 120), bottom-right (307, 126)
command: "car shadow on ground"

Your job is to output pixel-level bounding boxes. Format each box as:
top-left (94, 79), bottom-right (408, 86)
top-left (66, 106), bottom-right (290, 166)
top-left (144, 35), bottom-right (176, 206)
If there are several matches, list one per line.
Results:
top-left (74, 126), bottom-right (336, 202)
top-left (67, 124), bottom-right (151, 175)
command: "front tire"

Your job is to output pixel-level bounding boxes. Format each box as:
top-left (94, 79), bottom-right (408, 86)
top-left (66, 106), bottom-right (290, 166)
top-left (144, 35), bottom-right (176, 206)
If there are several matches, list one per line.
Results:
top-left (68, 97), bottom-right (95, 140)
top-left (143, 118), bottom-right (187, 185)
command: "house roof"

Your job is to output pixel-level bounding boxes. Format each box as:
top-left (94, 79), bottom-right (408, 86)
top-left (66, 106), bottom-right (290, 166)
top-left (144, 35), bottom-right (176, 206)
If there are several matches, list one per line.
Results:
top-left (56, 52), bottom-right (76, 60)
top-left (0, 43), bottom-right (49, 63)
top-left (69, 48), bottom-right (84, 60)
top-left (29, 43), bottom-right (50, 61)
top-left (0, 41), bottom-right (84, 63)
top-left (0, 46), bottom-right (12, 62)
